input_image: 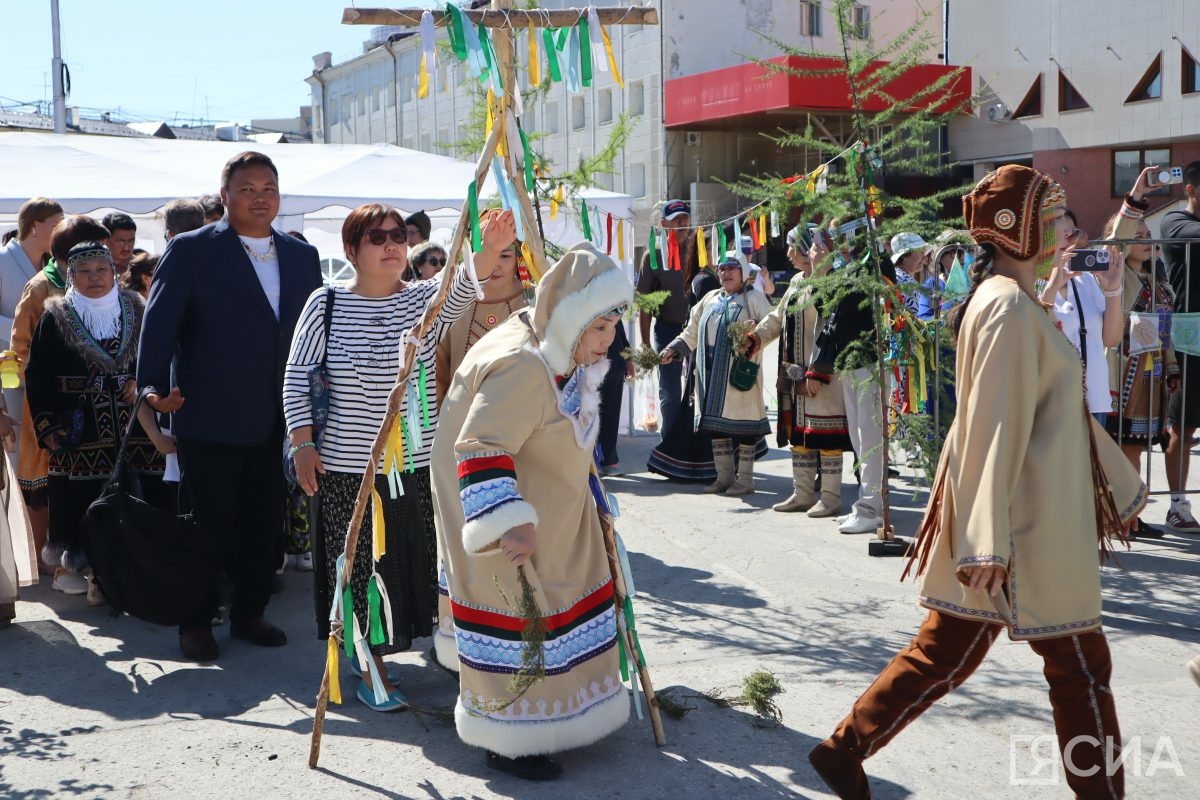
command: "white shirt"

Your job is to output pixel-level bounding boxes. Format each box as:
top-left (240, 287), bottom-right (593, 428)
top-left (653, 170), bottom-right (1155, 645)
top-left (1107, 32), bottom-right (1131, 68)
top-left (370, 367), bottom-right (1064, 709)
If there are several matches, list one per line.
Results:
top-left (238, 235), bottom-right (280, 319)
top-left (1052, 274), bottom-right (1111, 413)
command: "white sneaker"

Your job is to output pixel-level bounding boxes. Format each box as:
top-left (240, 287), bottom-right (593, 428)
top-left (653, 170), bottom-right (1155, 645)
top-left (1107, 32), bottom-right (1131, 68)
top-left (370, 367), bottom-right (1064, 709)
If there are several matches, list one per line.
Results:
top-left (839, 512), bottom-right (883, 535)
top-left (1188, 655), bottom-right (1200, 688)
top-left (834, 513), bottom-right (853, 524)
top-left (296, 552), bottom-right (314, 572)
top-left (52, 569), bottom-right (88, 595)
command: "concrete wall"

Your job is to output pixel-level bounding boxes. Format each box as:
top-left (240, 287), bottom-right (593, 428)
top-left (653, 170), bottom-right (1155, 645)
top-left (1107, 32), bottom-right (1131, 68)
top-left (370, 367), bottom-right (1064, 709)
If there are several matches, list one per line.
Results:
top-left (661, 0), bottom-right (943, 80)
top-left (306, 0), bottom-right (665, 225)
top-left (949, 0), bottom-right (1200, 166)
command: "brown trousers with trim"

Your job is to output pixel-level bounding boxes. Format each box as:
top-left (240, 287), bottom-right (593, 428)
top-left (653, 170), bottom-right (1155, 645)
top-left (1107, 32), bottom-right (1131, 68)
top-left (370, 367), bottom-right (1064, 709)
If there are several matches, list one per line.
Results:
top-left (827, 610), bottom-right (1123, 799)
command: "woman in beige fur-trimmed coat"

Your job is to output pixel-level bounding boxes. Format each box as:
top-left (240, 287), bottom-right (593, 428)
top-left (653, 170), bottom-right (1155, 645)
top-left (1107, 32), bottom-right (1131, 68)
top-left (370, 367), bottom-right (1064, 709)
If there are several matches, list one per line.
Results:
top-left (660, 255), bottom-right (774, 496)
top-left (431, 242), bottom-right (633, 782)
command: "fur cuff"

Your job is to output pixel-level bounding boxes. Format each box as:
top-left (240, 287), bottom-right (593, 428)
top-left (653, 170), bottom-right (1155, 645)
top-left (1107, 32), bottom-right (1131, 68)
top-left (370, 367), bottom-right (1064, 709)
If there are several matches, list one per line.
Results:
top-left (462, 500), bottom-right (539, 555)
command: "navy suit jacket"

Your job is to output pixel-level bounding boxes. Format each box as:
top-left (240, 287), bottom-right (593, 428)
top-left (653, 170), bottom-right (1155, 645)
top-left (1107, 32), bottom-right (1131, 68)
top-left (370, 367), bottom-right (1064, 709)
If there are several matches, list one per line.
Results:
top-left (137, 219), bottom-right (322, 446)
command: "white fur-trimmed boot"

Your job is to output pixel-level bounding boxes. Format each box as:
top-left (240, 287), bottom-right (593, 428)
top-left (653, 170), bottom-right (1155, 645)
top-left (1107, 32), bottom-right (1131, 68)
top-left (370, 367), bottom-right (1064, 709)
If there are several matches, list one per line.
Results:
top-left (704, 438), bottom-right (735, 493)
top-left (726, 443), bottom-right (758, 497)
top-left (773, 448), bottom-right (818, 512)
top-left (807, 452), bottom-right (844, 518)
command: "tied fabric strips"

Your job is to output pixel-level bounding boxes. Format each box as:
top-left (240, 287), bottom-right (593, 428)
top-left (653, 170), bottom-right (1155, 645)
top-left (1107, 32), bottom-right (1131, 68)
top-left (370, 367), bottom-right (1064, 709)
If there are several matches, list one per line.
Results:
top-left (371, 486), bottom-right (387, 562)
top-left (647, 228), bottom-right (660, 270)
top-left (580, 198), bottom-right (593, 241)
top-left (542, 28), bottom-right (563, 82)
top-left (697, 224), bottom-right (709, 267)
top-left (667, 229), bottom-right (681, 271)
top-left (605, 213), bottom-right (613, 255)
top-left (566, 25), bottom-right (582, 92)
top-left (467, 182), bottom-right (482, 253)
top-left (418, 10), bottom-right (436, 99)
top-left (598, 18), bottom-right (624, 86)
top-left (617, 220), bottom-right (625, 260)
top-left (528, 20), bottom-right (540, 85)
top-left (579, 16), bottom-right (595, 88)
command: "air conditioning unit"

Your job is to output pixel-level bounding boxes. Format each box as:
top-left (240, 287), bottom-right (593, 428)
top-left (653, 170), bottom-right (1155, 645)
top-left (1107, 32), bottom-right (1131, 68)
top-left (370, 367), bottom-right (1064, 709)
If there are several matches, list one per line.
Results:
top-left (685, 131), bottom-right (702, 146)
top-left (981, 102), bottom-right (1011, 122)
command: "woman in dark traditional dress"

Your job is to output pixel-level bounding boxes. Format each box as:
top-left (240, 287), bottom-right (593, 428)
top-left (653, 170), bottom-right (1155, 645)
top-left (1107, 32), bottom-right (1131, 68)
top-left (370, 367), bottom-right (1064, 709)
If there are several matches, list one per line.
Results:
top-left (25, 242), bottom-right (171, 597)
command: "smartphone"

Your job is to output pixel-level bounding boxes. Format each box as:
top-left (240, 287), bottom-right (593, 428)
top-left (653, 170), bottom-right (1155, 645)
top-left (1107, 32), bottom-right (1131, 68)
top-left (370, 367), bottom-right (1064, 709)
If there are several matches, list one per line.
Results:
top-left (1070, 248), bottom-right (1112, 272)
top-left (1146, 166), bottom-right (1184, 187)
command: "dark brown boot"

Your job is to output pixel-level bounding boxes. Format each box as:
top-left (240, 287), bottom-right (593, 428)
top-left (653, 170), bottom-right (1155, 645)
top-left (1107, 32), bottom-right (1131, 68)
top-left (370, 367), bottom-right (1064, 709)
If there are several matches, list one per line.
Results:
top-left (808, 739), bottom-right (871, 799)
top-left (180, 626), bottom-right (219, 662)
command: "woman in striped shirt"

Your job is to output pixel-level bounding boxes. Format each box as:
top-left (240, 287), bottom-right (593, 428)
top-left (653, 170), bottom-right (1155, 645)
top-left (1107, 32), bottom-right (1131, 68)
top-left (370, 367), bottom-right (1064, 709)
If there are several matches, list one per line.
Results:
top-left (283, 204), bottom-right (517, 711)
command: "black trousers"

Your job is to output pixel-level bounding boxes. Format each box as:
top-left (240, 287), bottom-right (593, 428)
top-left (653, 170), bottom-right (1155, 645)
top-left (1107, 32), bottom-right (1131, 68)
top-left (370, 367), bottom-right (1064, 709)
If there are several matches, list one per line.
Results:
top-left (597, 354), bottom-right (627, 466)
top-left (177, 432), bottom-right (285, 632)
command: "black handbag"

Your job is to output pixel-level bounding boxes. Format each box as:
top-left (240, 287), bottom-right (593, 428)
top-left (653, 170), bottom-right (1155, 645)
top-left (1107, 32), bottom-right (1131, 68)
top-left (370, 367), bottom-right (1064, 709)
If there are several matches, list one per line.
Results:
top-left (81, 389), bottom-right (220, 626)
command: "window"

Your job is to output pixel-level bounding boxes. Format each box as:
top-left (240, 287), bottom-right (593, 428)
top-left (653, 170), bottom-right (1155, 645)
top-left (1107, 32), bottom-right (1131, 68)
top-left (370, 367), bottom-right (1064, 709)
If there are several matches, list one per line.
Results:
top-left (340, 95), bottom-right (351, 125)
top-left (628, 80), bottom-right (645, 116)
top-left (1058, 70), bottom-right (1091, 112)
top-left (1126, 54), bottom-right (1162, 103)
top-left (420, 132), bottom-right (432, 152)
top-left (1112, 148), bottom-right (1170, 197)
top-left (544, 101), bottom-right (560, 134)
top-left (1013, 75), bottom-right (1042, 118)
top-left (852, 4), bottom-right (870, 39)
top-left (401, 74), bottom-right (414, 103)
top-left (357, 92), bottom-right (367, 116)
top-left (800, 1), bottom-right (823, 36)
top-left (386, 83), bottom-right (396, 107)
top-left (598, 88), bottom-right (613, 124)
top-left (571, 95), bottom-right (586, 130)
top-left (1183, 47), bottom-right (1200, 94)
top-left (630, 163), bottom-right (646, 198)
top-left (372, 84), bottom-right (382, 112)
top-left (595, 173), bottom-right (614, 191)
top-left (438, 127), bottom-right (449, 148)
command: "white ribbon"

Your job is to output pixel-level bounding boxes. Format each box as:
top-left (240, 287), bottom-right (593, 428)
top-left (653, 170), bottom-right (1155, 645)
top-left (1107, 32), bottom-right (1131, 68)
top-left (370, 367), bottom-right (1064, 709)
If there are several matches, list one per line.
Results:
top-left (420, 10), bottom-right (437, 83)
top-left (587, 7), bottom-right (608, 73)
top-left (463, 245), bottom-right (485, 300)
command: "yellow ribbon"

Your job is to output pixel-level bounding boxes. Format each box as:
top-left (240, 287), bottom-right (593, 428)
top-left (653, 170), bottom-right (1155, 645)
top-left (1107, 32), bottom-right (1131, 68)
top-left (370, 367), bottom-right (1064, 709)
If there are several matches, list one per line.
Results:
top-left (418, 53), bottom-right (430, 99)
top-left (521, 241), bottom-right (540, 281)
top-left (806, 164), bottom-right (825, 195)
top-left (599, 24), bottom-right (624, 87)
top-left (696, 225), bottom-right (708, 266)
top-left (551, 184), bottom-right (564, 220)
top-left (617, 220), bottom-right (625, 260)
top-left (371, 486), bottom-right (387, 562)
top-left (326, 636), bottom-right (342, 704)
top-left (528, 20), bottom-right (540, 86)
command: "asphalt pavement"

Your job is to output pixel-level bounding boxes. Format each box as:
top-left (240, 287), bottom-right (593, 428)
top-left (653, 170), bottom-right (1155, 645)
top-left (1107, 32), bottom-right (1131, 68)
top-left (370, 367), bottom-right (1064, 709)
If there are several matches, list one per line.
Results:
top-left (2, 432), bottom-right (1198, 800)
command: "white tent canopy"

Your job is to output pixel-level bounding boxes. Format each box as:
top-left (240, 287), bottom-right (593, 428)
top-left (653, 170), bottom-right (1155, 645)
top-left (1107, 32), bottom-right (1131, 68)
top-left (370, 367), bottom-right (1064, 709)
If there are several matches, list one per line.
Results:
top-left (0, 132), bottom-right (633, 254)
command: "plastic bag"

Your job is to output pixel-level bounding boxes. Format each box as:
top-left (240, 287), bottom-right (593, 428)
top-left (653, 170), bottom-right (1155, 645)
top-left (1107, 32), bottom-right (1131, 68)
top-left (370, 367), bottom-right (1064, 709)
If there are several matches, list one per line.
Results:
top-left (633, 370), bottom-right (660, 433)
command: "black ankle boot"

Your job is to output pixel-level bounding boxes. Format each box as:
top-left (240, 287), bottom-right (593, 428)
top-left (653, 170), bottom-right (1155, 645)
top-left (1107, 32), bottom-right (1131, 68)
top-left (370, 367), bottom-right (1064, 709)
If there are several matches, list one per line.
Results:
top-left (486, 751), bottom-right (563, 781)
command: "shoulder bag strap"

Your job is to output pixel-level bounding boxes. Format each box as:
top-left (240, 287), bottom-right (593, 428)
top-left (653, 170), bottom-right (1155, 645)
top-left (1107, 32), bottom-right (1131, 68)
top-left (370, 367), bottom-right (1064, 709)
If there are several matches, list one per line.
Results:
top-left (103, 387), bottom-right (151, 492)
top-left (1070, 279), bottom-right (1087, 374)
top-left (321, 287), bottom-right (335, 369)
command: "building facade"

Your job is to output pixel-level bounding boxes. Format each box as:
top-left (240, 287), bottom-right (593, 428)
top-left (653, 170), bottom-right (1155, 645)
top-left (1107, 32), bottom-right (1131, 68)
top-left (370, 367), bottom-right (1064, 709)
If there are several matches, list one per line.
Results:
top-left (947, 0), bottom-right (1200, 236)
top-left (306, 1), bottom-right (946, 229)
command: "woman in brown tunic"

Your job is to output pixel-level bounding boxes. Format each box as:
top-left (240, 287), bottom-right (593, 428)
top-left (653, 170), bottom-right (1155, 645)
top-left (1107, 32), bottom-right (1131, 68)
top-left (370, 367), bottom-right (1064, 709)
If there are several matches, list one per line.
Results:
top-left (808, 165), bottom-right (1145, 800)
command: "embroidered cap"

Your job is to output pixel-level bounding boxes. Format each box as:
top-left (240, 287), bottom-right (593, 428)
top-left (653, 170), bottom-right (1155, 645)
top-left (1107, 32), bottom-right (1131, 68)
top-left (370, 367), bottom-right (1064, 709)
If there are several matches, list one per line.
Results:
top-left (963, 164), bottom-right (1063, 261)
top-left (65, 241), bottom-right (114, 271)
top-left (661, 200), bottom-right (691, 221)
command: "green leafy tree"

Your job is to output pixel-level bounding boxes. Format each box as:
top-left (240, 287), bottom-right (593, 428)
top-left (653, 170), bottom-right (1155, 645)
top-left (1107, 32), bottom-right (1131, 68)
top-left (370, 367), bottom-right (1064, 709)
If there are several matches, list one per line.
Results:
top-left (728, 0), bottom-right (975, 526)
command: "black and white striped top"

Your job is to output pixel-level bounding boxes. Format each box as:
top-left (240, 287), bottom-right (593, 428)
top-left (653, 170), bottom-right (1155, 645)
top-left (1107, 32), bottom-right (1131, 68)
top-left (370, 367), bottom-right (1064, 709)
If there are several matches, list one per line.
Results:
top-left (283, 270), bottom-right (474, 473)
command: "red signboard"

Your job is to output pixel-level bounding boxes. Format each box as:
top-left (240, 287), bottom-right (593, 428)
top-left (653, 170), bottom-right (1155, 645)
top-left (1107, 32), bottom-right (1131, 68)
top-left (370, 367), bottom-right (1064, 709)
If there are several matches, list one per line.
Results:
top-left (664, 55), bottom-right (972, 129)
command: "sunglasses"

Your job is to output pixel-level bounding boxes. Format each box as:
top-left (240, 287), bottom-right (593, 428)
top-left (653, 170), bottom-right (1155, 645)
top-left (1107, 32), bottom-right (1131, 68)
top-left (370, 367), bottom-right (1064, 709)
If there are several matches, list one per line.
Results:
top-left (421, 257), bottom-right (447, 267)
top-left (364, 228), bottom-right (407, 246)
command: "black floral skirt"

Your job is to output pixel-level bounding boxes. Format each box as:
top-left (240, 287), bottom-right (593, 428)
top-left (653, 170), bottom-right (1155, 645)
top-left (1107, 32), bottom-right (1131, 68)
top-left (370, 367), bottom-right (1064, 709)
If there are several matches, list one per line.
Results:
top-left (313, 468), bottom-right (437, 654)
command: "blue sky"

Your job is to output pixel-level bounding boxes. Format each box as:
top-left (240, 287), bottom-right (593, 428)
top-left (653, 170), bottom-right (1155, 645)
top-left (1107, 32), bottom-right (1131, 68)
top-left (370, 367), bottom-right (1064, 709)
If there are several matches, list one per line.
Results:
top-left (1, 1), bottom-right (424, 125)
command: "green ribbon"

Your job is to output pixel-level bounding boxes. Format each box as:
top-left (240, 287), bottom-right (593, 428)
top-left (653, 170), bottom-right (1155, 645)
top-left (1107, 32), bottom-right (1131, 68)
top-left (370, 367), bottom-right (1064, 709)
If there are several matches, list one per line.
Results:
top-left (417, 361), bottom-right (431, 428)
top-left (519, 128), bottom-right (535, 191)
top-left (578, 19), bottom-right (594, 87)
top-left (717, 225), bottom-right (727, 260)
top-left (468, 181), bottom-right (482, 253)
top-left (580, 198), bottom-right (592, 240)
top-left (446, 3), bottom-right (468, 61)
top-left (616, 625), bottom-right (629, 681)
top-left (623, 596), bottom-right (646, 665)
top-left (479, 25), bottom-right (503, 90)
top-left (367, 577), bottom-right (386, 647)
top-left (342, 582), bottom-right (355, 659)
top-left (542, 29), bottom-right (562, 82)
top-left (400, 417), bottom-right (415, 472)
top-left (648, 228), bottom-right (659, 270)
top-left (555, 27), bottom-right (569, 50)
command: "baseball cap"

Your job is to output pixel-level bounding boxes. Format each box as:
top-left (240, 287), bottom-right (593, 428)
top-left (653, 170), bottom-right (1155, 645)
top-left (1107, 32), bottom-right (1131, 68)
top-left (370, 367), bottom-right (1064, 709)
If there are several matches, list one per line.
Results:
top-left (662, 200), bottom-right (691, 221)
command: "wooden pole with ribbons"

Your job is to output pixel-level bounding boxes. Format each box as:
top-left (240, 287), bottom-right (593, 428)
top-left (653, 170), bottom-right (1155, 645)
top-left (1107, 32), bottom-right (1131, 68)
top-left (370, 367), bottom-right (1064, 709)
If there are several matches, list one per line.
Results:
top-left (309, 1), bottom-right (662, 767)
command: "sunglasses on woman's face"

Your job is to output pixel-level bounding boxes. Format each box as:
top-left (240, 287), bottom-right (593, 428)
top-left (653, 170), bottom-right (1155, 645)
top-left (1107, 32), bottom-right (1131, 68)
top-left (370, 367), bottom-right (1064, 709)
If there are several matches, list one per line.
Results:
top-left (364, 227), bottom-right (407, 246)
top-left (422, 256), bottom-right (447, 267)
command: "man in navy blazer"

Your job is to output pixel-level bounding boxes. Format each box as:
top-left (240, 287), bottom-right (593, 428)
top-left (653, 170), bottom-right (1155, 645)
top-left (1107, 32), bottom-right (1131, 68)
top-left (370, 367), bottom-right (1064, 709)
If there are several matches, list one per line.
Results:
top-left (138, 152), bottom-right (322, 661)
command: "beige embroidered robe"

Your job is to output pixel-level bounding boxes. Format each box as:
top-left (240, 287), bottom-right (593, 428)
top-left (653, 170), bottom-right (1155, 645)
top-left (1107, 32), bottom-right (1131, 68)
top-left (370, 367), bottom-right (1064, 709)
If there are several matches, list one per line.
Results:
top-left (431, 312), bottom-right (628, 756)
top-left (915, 277), bottom-right (1146, 639)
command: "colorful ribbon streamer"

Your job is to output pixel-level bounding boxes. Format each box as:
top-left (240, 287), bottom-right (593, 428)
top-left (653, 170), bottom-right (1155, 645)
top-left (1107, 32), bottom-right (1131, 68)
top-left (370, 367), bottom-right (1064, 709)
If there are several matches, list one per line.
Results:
top-left (617, 220), bottom-right (625, 260)
top-left (579, 197), bottom-right (593, 240)
top-left (467, 181), bottom-right (482, 253)
top-left (647, 228), bottom-right (659, 270)
top-left (697, 224), bottom-right (709, 267)
top-left (542, 28), bottom-right (563, 82)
